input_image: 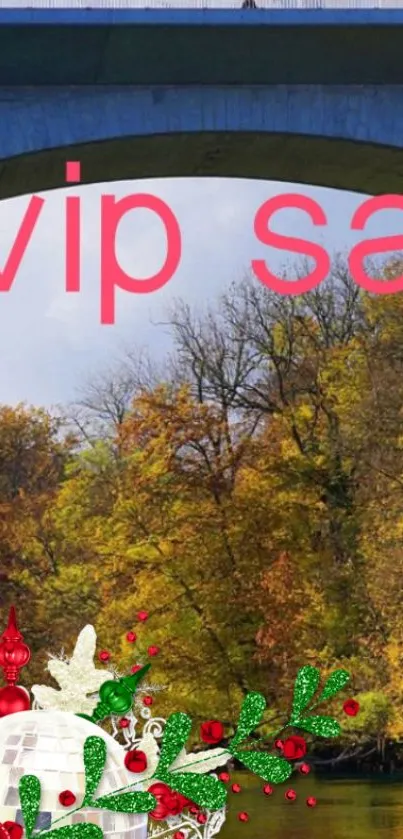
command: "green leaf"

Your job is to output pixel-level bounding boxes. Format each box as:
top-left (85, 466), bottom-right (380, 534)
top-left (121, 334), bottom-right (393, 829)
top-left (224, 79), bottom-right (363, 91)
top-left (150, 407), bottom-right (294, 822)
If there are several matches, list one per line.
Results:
top-left (232, 750), bottom-right (292, 783)
top-left (297, 715), bottom-right (341, 738)
top-left (82, 737), bottom-right (107, 804)
top-left (19, 775), bottom-right (41, 839)
top-left (229, 693), bottom-right (266, 751)
top-left (93, 792), bottom-right (157, 813)
top-left (44, 825), bottom-right (103, 839)
top-left (315, 670), bottom-right (350, 704)
top-left (290, 666), bottom-right (320, 721)
top-left (154, 712), bottom-right (191, 774)
top-left (157, 769), bottom-right (227, 811)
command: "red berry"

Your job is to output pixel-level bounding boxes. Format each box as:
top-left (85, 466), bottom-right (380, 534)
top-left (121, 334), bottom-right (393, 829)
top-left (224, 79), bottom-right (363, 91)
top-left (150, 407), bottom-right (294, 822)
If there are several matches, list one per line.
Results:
top-left (143, 695), bottom-right (153, 706)
top-left (219, 772), bottom-right (230, 782)
top-left (343, 699), bottom-right (360, 717)
top-left (189, 806), bottom-right (200, 815)
top-left (231, 783), bottom-right (241, 794)
top-left (124, 749), bottom-right (148, 773)
top-left (275, 739), bottom-right (284, 751)
top-left (137, 611), bottom-right (149, 622)
top-left (148, 645), bottom-right (160, 657)
top-left (306, 796), bottom-right (317, 807)
top-left (98, 650), bottom-right (110, 663)
top-left (131, 664), bottom-right (142, 673)
top-left (238, 812), bottom-right (249, 823)
top-left (200, 720), bottom-right (224, 744)
top-left (3, 824), bottom-right (23, 839)
top-left (283, 736), bottom-right (307, 760)
top-left (285, 789), bottom-right (297, 802)
top-left (263, 784), bottom-right (273, 795)
top-left (126, 631), bottom-right (137, 643)
top-left (300, 763), bottom-right (311, 775)
top-left (59, 790), bottom-right (76, 807)
top-left (119, 718), bottom-right (130, 729)
top-left (174, 834), bottom-right (185, 839)
top-left (197, 814), bottom-right (207, 825)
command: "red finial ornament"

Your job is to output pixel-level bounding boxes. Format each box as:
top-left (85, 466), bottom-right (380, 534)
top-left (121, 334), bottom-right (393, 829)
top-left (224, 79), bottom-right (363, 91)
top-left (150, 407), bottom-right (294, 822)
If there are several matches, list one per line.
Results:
top-left (0, 606), bottom-right (31, 717)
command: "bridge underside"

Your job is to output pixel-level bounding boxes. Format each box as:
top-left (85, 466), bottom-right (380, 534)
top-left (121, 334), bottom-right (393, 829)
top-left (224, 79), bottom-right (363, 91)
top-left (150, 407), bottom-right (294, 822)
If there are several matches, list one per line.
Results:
top-left (1, 133), bottom-right (403, 201)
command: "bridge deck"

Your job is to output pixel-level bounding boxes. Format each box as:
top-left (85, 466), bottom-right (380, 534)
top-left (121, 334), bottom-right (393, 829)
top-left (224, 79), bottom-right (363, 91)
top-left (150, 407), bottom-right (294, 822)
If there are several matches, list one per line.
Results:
top-left (0, 9), bottom-right (403, 84)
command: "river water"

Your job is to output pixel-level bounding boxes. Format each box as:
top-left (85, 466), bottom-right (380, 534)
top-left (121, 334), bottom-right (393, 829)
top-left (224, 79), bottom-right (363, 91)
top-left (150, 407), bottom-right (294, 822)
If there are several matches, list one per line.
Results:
top-left (220, 774), bottom-right (403, 839)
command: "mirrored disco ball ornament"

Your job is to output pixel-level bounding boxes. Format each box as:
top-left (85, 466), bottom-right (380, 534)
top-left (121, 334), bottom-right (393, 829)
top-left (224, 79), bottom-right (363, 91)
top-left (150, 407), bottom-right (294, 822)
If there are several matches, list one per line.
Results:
top-left (0, 710), bottom-right (148, 839)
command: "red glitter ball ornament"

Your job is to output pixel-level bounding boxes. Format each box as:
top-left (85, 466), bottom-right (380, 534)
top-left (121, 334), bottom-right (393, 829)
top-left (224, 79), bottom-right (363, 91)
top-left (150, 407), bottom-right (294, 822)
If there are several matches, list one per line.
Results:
top-left (98, 650), bottom-right (110, 663)
top-left (59, 790), bottom-right (76, 807)
top-left (148, 645), bottom-right (160, 657)
top-left (238, 812), bottom-right (249, 823)
top-left (300, 763), bottom-right (311, 775)
top-left (219, 772), bottom-right (230, 782)
top-left (124, 749), bottom-right (148, 773)
top-left (126, 632), bottom-right (137, 643)
top-left (285, 789), bottom-right (297, 802)
top-left (263, 784), bottom-right (273, 796)
top-left (283, 736), bottom-right (307, 760)
top-left (143, 695), bottom-right (153, 706)
top-left (231, 783), bottom-right (241, 794)
top-left (343, 699), bottom-right (360, 717)
top-left (306, 797), bottom-right (317, 808)
top-left (137, 611), bottom-right (149, 622)
top-left (3, 823), bottom-right (23, 839)
top-left (131, 664), bottom-right (142, 674)
top-left (197, 814), bottom-right (207, 825)
top-left (200, 720), bottom-right (224, 744)
top-left (174, 834), bottom-right (185, 839)
top-left (189, 806), bottom-right (200, 815)
top-left (119, 718), bottom-right (130, 729)
top-left (0, 685), bottom-right (30, 717)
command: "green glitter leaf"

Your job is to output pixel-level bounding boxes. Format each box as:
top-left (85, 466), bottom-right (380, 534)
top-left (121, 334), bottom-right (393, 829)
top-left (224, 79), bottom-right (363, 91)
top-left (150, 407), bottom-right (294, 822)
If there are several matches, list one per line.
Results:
top-left (231, 750), bottom-right (292, 784)
top-left (229, 692), bottom-right (266, 751)
top-left (154, 712), bottom-right (191, 774)
top-left (290, 666), bottom-right (320, 721)
top-left (93, 792), bottom-right (157, 813)
top-left (297, 715), bottom-right (341, 738)
top-left (44, 825), bottom-right (104, 839)
top-left (157, 769), bottom-right (227, 811)
top-left (314, 669), bottom-right (350, 704)
top-left (82, 736), bottom-right (107, 804)
top-left (19, 774), bottom-right (41, 839)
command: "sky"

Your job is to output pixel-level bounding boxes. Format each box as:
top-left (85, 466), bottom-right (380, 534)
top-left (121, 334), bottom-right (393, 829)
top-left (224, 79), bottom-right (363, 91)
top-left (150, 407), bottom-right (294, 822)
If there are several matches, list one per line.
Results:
top-left (1, 176), bottom-right (402, 410)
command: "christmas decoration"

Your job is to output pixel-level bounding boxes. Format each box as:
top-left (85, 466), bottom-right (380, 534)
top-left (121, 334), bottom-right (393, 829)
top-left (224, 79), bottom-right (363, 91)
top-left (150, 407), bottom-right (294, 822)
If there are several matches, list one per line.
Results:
top-left (0, 607), bottom-right (31, 717)
top-left (1, 615), bottom-right (354, 839)
top-left (282, 736), bottom-right (307, 760)
top-left (0, 710), bottom-right (148, 839)
top-left (306, 796), bottom-right (317, 807)
top-left (200, 721), bottom-right (224, 745)
top-left (79, 666), bottom-right (151, 724)
top-left (343, 699), bottom-right (360, 717)
top-left (31, 625), bottom-right (110, 715)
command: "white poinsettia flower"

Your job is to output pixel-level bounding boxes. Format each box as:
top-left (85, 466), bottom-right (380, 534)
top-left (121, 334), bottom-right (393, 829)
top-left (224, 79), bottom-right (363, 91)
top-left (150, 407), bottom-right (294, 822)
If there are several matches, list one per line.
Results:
top-left (31, 625), bottom-right (110, 714)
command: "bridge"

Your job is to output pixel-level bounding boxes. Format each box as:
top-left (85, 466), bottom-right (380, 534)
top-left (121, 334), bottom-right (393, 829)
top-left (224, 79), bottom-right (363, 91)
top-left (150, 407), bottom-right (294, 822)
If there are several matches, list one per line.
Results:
top-left (1, 5), bottom-right (403, 199)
